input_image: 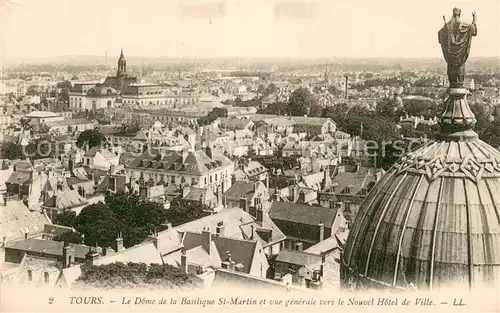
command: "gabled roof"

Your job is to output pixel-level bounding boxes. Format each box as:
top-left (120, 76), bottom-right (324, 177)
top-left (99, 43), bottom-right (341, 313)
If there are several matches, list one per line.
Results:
top-left (269, 201), bottom-right (338, 227)
top-left (0, 200), bottom-right (50, 243)
top-left (43, 189), bottom-right (88, 210)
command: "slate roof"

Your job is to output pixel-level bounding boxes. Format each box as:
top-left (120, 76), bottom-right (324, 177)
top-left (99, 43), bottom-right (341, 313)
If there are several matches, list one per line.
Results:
top-left (5, 239), bottom-right (101, 259)
top-left (43, 189), bottom-right (88, 210)
top-left (127, 148), bottom-right (232, 175)
top-left (6, 171), bottom-right (31, 185)
top-left (224, 181), bottom-right (257, 200)
top-left (0, 200), bottom-right (50, 243)
top-left (268, 201), bottom-right (338, 227)
top-left (275, 249), bottom-right (322, 267)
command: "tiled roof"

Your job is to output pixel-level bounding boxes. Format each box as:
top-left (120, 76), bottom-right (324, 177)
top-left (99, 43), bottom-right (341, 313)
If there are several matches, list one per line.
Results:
top-left (269, 201), bottom-right (338, 227)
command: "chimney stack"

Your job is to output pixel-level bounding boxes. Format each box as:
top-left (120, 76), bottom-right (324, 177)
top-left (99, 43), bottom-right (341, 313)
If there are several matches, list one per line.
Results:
top-left (181, 248), bottom-right (188, 273)
top-left (85, 246), bottom-right (99, 267)
top-left (256, 205), bottom-right (263, 223)
top-left (62, 241), bottom-right (75, 268)
top-left (294, 242), bottom-right (303, 252)
top-left (318, 221), bottom-right (325, 242)
top-left (202, 227), bottom-right (211, 255)
top-left (250, 225), bottom-right (255, 240)
top-left (114, 232), bottom-right (125, 252)
top-left (239, 197), bottom-right (248, 212)
top-left (109, 176), bottom-right (116, 192)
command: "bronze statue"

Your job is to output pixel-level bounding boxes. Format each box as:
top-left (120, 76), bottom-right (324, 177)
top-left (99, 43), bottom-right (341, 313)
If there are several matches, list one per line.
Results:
top-left (438, 8), bottom-right (477, 87)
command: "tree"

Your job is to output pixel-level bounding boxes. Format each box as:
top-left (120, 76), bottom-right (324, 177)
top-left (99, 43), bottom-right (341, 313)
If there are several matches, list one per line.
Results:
top-left (197, 112), bottom-right (218, 127)
top-left (268, 175), bottom-right (291, 189)
top-left (288, 87), bottom-right (317, 116)
top-left (53, 231), bottom-right (84, 244)
top-left (166, 200), bottom-right (211, 227)
top-left (74, 262), bottom-right (203, 290)
top-left (480, 118), bottom-right (500, 148)
top-left (1, 142), bottom-right (25, 160)
top-left (76, 129), bottom-right (105, 149)
top-left (74, 192), bottom-right (169, 248)
top-left (257, 102), bottom-right (288, 115)
top-left (53, 211), bottom-right (77, 227)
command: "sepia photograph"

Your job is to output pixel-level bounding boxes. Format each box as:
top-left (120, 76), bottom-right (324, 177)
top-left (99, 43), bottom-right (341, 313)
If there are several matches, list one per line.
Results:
top-left (0, 0), bottom-right (499, 312)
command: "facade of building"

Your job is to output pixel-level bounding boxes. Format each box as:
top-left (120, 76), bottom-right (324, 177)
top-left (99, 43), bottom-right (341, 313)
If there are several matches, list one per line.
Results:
top-left (124, 147), bottom-right (234, 194)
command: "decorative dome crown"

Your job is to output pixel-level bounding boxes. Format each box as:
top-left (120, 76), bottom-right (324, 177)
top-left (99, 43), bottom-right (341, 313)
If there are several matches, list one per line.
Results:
top-left (341, 8), bottom-right (500, 291)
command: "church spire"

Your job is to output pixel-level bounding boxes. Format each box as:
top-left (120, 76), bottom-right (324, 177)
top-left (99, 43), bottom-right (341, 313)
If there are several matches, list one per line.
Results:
top-left (117, 48), bottom-right (127, 76)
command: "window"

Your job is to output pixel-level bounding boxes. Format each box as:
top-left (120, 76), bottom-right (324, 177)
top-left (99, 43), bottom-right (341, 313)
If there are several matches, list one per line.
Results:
top-left (27, 270), bottom-right (32, 281)
top-left (44, 272), bottom-right (49, 284)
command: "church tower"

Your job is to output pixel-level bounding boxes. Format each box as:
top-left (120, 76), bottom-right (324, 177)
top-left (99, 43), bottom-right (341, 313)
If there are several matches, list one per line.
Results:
top-left (117, 48), bottom-right (127, 76)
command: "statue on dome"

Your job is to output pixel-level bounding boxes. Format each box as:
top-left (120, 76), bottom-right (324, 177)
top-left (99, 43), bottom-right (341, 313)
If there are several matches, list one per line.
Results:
top-left (438, 8), bottom-right (477, 87)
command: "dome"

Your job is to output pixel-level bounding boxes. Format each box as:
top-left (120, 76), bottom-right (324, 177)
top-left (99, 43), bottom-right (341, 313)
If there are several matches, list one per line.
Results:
top-left (341, 90), bottom-right (500, 291)
top-left (86, 85), bottom-right (118, 98)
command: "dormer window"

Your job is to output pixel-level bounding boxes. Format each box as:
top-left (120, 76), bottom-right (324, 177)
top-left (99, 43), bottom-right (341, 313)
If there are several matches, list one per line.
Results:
top-left (27, 270), bottom-right (33, 281)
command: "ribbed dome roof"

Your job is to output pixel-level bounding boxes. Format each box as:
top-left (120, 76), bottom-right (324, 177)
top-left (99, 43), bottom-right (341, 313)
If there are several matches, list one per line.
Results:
top-left (341, 136), bottom-right (500, 290)
top-left (341, 11), bottom-right (499, 291)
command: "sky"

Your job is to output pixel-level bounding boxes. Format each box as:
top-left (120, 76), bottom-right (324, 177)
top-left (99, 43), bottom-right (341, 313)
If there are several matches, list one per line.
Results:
top-left (1, 0), bottom-right (499, 62)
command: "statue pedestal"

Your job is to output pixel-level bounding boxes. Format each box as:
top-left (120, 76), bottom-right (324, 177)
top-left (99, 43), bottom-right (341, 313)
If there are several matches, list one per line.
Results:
top-left (438, 88), bottom-right (478, 141)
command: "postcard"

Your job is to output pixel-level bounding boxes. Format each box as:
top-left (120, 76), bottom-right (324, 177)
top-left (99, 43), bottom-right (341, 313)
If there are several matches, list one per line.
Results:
top-left (0, 0), bottom-right (499, 312)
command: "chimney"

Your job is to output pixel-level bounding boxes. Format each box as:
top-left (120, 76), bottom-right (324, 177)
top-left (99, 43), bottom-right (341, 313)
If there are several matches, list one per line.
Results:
top-left (221, 251), bottom-right (236, 271)
top-left (294, 242), bottom-right (303, 252)
top-left (85, 246), bottom-right (99, 267)
top-left (273, 187), bottom-right (280, 201)
top-left (250, 225), bottom-right (255, 240)
top-left (68, 157), bottom-right (74, 175)
top-left (344, 75), bottom-right (349, 100)
top-left (114, 232), bottom-right (125, 252)
top-left (293, 185), bottom-right (300, 203)
top-left (181, 248), bottom-right (188, 273)
top-left (62, 241), bottom-right (74, 268)
top-left (231, 174), bottom-right (236, 185)
top-left (253, 181), bottom-right (259, 193)
top-left (202, 227), bottom-right (211, 255)
top-left (217, 185), bottom-right (223, 207)
top-left (318, 221), bottom-right (325, 242)
top-left (256, 205), bottom-right (263, 223)
top-left (109, 176), bottom-right (116, 192)
top-left (239, 197), bottom-right (248, 212)
top-left (216, 221), bottom-right (225, 237)
top-left (3, 195), bottom-right (6, 206)
top-left (205, 147), bottom-right (213, 159)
